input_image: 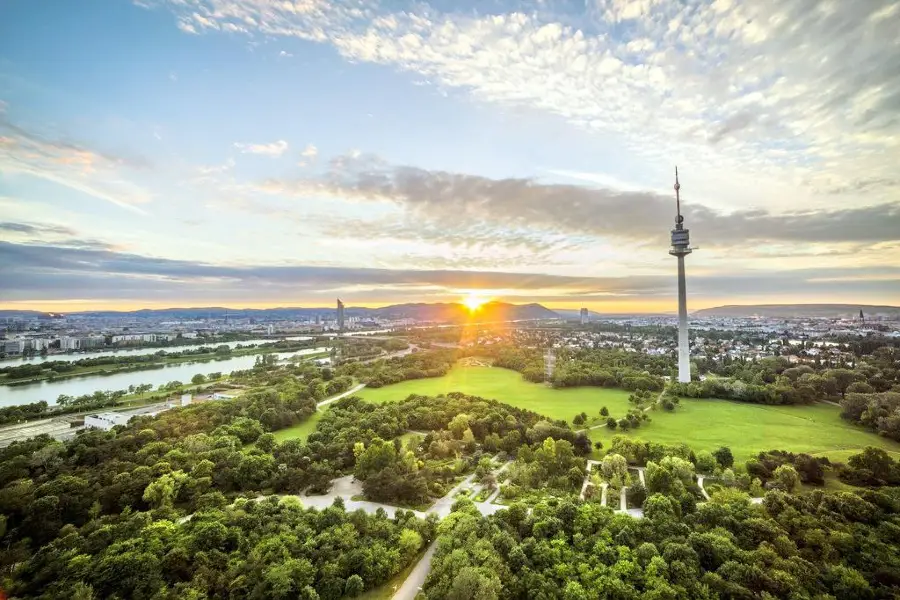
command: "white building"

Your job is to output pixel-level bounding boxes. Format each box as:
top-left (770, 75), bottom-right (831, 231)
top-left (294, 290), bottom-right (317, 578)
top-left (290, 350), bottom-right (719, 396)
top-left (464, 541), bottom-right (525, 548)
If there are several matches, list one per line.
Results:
top-left (84, 412), bottom-right (132, 431)
top-left (212, 392), bottom-right (236, 400)
top-left (60, 336), bottom-right (81, 351)
top-left (266, 324), bottom-right (275, 335)
top-left (2, 339), bottom-right (25, 354)
top-left (181, 394), bottom-right (192, 406)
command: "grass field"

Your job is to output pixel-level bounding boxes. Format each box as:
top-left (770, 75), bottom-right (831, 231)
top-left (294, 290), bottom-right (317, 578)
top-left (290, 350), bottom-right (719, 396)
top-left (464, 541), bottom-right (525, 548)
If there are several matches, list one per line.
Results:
top-left (272, 411), bottom-right (324, 443)
top-left (587, 396), bottom-right (900, 463)
top-left (275, 364), bottom-right (900, 465)
top-left (357, 366), bottom-right (632, 422)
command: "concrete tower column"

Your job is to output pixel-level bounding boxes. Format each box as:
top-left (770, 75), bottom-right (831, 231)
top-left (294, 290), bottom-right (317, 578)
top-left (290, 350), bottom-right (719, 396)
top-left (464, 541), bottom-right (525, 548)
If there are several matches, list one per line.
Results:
top-left (677, 255), bottom-right (690, 382)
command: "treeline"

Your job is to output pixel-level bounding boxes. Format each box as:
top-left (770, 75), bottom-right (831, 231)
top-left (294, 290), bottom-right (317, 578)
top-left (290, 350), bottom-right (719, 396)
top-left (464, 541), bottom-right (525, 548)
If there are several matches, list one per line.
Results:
top-left (0, 339), bottom-right (318, 381)
top-left (686, 346), bottom-right (900, 405)
top-left (465, 345), bottom-right (668, 391)
top-left (424, 485), bottom-right (900, 599)
top-left (670, 365), bottom-right (893, 405)
top-left (338, 349), bottom-right (455, 388)
top-left (840, 391), bottom-right (900, 441)
top-left (12, 495), bottom-right (436, 599)
top-left (0, 401), bottom-right (49, 426)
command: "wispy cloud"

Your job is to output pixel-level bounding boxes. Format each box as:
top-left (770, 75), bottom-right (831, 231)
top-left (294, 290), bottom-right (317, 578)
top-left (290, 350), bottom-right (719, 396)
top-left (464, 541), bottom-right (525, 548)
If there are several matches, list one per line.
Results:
top-left (0, 111), bottom-right (152, 215)
top-left (233, 139), bottom-right (289, 157)
top-left (250, 154), bottom-right (900, 247)
top-left (2, 241), bottom-right (896, 304)
top-left (142, 0), bottom-right (900, 207)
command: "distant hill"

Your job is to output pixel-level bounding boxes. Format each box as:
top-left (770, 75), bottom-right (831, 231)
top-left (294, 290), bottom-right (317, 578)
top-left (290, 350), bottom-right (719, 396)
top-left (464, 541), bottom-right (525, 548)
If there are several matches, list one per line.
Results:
top-left (370, 302), bottom-right (559, 322)
top-left (693, 304), bottom-right (900, 319)
top-left (0, 302), bottom-right (560, 323)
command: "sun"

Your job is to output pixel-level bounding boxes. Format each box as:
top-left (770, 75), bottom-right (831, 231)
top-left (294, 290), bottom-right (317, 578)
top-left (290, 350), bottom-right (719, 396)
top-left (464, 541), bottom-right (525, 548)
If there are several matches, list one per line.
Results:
top-left (462, 293), bottom-right (487, 312)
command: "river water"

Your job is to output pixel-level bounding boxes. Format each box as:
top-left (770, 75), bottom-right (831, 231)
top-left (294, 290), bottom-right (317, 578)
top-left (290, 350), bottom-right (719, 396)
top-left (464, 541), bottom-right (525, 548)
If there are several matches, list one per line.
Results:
top-left (0, 336), bottom-right (314, 366)
top-left (0, 347), bottom-right (329, 408)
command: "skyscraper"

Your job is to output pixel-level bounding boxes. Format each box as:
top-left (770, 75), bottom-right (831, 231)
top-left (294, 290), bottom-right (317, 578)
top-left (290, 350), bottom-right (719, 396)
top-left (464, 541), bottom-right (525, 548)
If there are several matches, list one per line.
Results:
top-left (669, 167), bottom-right (693, 383)
top-left (336, 298), bottom-right (345, 331)
top-left (579, 308), bottom-right (588, 325)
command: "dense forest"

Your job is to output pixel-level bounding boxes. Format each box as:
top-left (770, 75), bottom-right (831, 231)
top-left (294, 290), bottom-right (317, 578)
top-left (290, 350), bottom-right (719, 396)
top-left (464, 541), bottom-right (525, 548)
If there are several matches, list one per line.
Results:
top-left (465, 345), bottom-right (668, 391)
top-left (424, 486), bottom-right (900, 599)
top-left (13, 496), bottom-right (436, 599)
top-left (337, 348), bottom-right (456, 387)
top-left (839, 391), bottom-right (900, 441)
top-left (673, 348), bottom-right (900, 406)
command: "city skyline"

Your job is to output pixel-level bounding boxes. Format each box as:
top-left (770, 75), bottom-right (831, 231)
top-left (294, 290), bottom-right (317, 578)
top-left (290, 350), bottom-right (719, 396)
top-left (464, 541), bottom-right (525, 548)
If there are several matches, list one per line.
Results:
top-left (1, 0), bottom-right (899, 312)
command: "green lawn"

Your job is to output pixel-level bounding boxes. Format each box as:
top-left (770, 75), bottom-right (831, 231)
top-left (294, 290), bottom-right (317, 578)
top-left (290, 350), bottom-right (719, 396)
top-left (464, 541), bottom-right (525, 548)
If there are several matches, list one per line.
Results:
top-left (272, 411), bottom-right (324, 442)
top-left (273, 364), bottom-right (900, 465)
top-left (587, 397), bottom-right (900, 464)
top-left (358, 365), bottom-right (632, 423)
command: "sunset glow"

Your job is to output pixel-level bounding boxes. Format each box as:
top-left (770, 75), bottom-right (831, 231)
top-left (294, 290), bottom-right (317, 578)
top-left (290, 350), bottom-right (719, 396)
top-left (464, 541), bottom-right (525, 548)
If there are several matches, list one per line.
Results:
top-left (463, 294), bottom-right (488, 312)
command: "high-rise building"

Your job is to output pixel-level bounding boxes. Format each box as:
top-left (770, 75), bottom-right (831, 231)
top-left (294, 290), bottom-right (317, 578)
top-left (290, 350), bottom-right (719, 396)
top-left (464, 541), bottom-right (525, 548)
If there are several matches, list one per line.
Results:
top-left (668, 167), bottom-right (693, 383)
top-left (579, 308), bottom-right (589, 325)
top-left (336, 298), bottom-right (345, 331)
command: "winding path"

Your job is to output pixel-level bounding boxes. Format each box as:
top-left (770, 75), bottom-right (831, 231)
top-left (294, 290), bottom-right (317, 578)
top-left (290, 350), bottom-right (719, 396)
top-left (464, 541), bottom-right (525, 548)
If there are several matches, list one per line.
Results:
top-left (697, 475), bottom-right (711, 501)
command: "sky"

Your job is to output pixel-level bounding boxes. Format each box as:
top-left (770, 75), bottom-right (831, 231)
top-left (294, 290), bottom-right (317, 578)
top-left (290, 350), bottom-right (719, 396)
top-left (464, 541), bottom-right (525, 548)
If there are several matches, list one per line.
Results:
top-left (0, 0), bottom-right (898, 313)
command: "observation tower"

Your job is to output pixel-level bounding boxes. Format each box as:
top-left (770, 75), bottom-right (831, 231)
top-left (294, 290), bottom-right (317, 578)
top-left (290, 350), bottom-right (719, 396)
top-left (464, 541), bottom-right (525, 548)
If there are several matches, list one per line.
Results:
top-left (669, 167), bottom-right (692, 383)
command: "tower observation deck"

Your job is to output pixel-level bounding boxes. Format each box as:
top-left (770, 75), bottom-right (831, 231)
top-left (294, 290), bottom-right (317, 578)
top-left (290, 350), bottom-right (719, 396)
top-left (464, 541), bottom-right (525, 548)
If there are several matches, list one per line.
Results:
top-left (669, 167), bottom-right (692, 383)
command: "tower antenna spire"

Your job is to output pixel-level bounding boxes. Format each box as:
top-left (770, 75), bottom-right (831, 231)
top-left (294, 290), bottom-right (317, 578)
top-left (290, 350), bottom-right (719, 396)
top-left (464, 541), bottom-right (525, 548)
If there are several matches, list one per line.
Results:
top-left (674, 166), bottom-right (682, 223)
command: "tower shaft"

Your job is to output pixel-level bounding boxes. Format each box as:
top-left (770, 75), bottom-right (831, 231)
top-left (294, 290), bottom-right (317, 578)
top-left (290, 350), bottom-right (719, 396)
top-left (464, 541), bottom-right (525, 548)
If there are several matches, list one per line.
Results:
top-left (677, 255), bottom-right (690, 382)
top-left (669, 166), bottom-right (692, 383)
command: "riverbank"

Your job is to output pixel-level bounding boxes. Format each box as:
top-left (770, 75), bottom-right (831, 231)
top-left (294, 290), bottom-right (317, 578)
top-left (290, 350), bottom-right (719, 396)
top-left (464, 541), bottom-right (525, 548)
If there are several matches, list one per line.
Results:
top-left (0, 342), bottom-right (322, 386)
top-left (0, 347), bottom-right (330, 408)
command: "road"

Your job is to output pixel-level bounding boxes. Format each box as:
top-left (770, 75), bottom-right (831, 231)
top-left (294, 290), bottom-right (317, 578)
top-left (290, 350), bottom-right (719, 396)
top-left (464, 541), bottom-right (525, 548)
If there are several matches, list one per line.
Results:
top-left (392, 541), bottom-right (438, 600)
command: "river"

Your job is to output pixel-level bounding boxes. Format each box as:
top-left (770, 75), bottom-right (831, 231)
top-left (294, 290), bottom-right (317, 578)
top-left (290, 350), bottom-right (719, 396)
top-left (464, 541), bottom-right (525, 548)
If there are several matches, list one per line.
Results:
top-left (0, 336), bottom-right (314, 366)
top-left (0, 347), bottom-right (329, 408)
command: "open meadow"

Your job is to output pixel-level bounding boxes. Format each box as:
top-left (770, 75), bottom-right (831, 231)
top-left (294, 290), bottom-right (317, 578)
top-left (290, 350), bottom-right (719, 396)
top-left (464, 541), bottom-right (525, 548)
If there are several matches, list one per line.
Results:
top-left (277, 364), bottom-right (900, 464)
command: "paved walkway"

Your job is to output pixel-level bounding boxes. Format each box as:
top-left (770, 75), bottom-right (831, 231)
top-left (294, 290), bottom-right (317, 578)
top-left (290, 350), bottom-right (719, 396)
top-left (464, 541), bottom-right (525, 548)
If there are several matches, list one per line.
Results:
top-left (697, 475), bottom-right (711, 500)
top-left (392, 540), bottom-right (437, 600)
top-left (316, 383), bottom-right (367, 408)
top-left (600, 482), bottom-right (608, 507)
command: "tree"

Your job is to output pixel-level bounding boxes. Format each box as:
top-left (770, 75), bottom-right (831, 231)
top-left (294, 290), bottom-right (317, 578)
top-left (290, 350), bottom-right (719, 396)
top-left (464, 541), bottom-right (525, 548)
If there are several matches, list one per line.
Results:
top-left (712, 446), bottom-right (734, 469)
top-left (600, 453), bottom-right (628, 480)
top-left (191, 373), bottom-right (207, 385)
top-left (142, 470), bottom-right (187, 509)
top-left (606, 417), bottom-right (618, 430)
top-left (345, 575), bottom-right (364, 597)
top-left (572, 413), bottom-right (585, 426)
top-left (694, 451), bottom-right (717, 474)
top-left (398, 528), bottom-right (423, 561)
top-left (772, 464), bottom-right (800, 492)
top-left (600, 406), bottom-right (609, 417)
top-left (448, 566), bottom-right (502, 600)
top-left (448, 413), bottom-right (471, 439)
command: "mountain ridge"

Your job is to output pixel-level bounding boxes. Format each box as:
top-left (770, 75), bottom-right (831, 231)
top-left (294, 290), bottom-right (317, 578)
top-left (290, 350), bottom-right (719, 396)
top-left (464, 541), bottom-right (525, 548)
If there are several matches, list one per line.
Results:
top-left (0, 301), bottom-right (560, 323)
top-left (693, 304), bottom-right (900, 318)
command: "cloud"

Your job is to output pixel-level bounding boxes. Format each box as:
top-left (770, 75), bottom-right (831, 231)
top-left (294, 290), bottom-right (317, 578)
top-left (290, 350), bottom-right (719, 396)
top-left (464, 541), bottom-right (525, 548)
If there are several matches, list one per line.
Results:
top-left (233, 139), bottom-right (289, 157)
top-left (300, 143), bottom-right (318, 159)
top-left (0, 223), bottom-right (119, 252)
top-left (142, 0), bottom-right (900, 206)
top-left (0, 112), bottom-right (152, 215)
top-left (0, 222), bottom-right (76, 236)
top-left (253, 156), bottom-right (900, 246)
top-left (2, 241), bottom-right (896, 304)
